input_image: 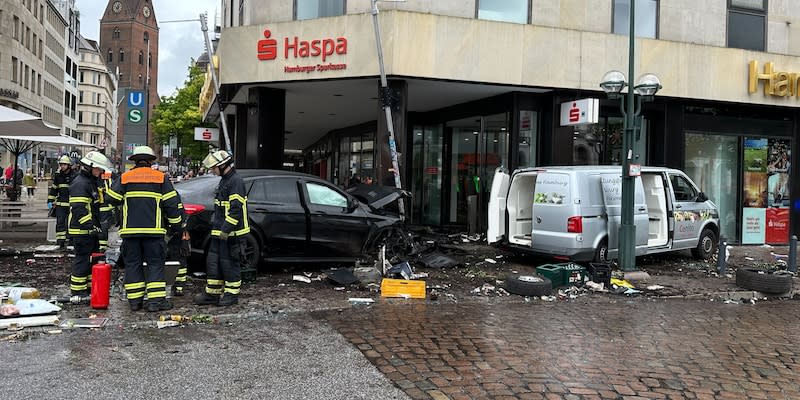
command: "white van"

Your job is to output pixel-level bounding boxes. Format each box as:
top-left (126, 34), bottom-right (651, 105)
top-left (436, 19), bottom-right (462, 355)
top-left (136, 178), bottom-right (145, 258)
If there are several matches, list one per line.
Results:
top-left (487, 166), bottom-right (720, 262)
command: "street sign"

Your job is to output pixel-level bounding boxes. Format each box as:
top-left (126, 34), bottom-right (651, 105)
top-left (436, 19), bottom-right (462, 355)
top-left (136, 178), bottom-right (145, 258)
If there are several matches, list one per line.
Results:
top-left (99, 138), bottom-right (108, 148)
top-left (194, 127), bottom-right (219, 142)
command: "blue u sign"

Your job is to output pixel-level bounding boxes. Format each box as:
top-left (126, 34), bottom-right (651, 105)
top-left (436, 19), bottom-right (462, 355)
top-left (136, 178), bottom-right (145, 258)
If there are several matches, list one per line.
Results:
top-left (128, 91), bottom-right (144, 107)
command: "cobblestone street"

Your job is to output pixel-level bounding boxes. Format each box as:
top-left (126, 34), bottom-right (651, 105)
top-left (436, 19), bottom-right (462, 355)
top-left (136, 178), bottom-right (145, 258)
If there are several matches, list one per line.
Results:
top-left (321, 299), bottom-right (800, 400)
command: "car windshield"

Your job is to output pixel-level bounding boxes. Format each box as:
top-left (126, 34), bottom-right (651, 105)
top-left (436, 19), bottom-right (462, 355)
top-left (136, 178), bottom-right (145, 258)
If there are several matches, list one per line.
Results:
top-left (174, 175), bottom-right (220, 203)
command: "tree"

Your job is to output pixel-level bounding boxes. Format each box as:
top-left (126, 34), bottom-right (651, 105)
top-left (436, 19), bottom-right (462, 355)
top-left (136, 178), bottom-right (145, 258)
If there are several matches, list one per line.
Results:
top-left (151, 63), bottom-right (213, 164)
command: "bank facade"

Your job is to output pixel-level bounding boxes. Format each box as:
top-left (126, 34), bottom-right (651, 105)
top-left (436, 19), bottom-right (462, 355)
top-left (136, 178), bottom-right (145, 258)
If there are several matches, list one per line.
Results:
top-left (205, 0), bottom-right (800, 245)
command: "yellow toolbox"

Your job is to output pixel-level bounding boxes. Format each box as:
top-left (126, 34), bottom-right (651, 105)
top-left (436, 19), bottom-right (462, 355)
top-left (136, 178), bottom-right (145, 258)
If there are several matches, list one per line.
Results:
top-left (380, 278), bottom-right (426, 299)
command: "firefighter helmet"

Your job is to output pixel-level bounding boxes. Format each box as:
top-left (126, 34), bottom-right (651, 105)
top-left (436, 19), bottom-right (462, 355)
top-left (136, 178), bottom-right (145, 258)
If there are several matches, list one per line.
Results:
top-left (202, 150), bottom-right (232, 169)
top-left (128, 145), bottom-right (157, 162)
top-left (58, 155), bottom-right (73, 165)
top-left (80, 151), bottom-right (111, 171)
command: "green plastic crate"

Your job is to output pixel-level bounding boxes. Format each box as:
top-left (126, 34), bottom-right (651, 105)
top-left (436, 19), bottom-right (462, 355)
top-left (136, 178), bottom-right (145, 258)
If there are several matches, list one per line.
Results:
top-left (559, 263), bottom-right (587, 287)
top-left (535, 264), bottom-right (563, 288)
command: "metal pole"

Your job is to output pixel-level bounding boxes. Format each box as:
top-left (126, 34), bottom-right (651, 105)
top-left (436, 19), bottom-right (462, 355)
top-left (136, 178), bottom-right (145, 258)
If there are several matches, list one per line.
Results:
top-left (619, 0), bottom-right (637, 272)
top-left (371, 0), bottom-right (405, 220)
top-left (789, 235), bottom-right (797, 273)
top-left (717, 237), bottom-right (727, 275)
top-left (199, 13), bottom-right (233, 154)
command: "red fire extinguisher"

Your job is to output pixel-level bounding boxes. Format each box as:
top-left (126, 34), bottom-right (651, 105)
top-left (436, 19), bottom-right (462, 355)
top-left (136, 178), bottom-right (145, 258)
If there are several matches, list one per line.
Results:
top-left (91, 262), bottom-right (111, 309)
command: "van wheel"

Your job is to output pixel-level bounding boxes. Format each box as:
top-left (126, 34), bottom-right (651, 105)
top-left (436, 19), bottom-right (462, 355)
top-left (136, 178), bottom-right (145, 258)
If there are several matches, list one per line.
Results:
top-left (505, 274), bottom-right (552, 297)
top-left (691, 228), bottom-right (717, 260)
top-left (594, 239), bottom-right (609, 263)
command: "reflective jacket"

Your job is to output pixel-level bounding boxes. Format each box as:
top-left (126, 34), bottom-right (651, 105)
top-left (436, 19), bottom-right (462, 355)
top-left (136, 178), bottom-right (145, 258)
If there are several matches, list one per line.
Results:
top-left (49, 170), bottom-right (76, 207)
top-left (105, 167), bottom-right (181, 238)
top-left (68, 171), bottom-right (101, 237)
top-left (97, 174), bottom-right (115, 248)
top-left (211, 168), bottom-right (249, 238)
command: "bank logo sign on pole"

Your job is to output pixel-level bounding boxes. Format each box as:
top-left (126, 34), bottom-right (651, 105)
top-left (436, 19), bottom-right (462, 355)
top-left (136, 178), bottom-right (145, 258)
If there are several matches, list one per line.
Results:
top-left (194, 127), bottom-right (220, 142)
top-left (560, 98), bottom-right (599, 126)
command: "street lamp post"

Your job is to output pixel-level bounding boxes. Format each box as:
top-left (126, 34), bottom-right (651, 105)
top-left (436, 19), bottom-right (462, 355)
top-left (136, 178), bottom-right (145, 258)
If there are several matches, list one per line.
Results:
top-left (599, 0), bottom-right (661, 272)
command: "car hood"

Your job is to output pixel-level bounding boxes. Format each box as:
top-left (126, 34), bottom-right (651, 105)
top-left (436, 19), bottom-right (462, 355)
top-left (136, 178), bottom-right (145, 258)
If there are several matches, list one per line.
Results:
top-left (346, 184), bottom-right (410, 210)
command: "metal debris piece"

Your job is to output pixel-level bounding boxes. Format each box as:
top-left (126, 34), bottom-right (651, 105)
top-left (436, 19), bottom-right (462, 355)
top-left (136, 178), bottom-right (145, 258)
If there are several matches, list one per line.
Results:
top-left (292, 275), bottom-right (312, 284)
top-left (348, 298), bottom-right (375, 305)
top-left (324, 268), bottom-right (359, 285)
top-left (386, 261), bottom-right (413, 280)
top-left (646, 285), bottom-right (666, 290)
top-left (484, 258), bottom-right (497, 264)
top-left (157, 320), bottom-right (180, 329)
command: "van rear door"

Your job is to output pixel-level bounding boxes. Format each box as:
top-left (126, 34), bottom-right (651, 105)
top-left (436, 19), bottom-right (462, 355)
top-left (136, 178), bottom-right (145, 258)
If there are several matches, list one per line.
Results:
top-left (487, 167), bottom-right (510, 244)
top-left (602, 174), bottom-right (650, 258)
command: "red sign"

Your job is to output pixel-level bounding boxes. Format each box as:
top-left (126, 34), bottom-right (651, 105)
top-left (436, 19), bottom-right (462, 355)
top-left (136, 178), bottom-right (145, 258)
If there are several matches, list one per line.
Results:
top-left (765, 207), bottom-right (790, 244)
top-left (257, 28), bottom-right (348, 63)
top-left (569, 102), bottom-right (580, 122)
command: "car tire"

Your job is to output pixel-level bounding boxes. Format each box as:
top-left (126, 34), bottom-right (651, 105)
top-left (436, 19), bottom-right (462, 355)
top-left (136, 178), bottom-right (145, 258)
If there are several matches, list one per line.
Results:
top-left (691, 228), bottom-right (717, 260)
top-left (504, 274), bottom-right (552, 297)
top-left (594, 239), bottom-right (609, 263)
top-left (242, 234), bottom-right (261, 268)
top-left (369, 226), bottom-right (412, 263)
top-left (735, 268), bottom-right (793, 294)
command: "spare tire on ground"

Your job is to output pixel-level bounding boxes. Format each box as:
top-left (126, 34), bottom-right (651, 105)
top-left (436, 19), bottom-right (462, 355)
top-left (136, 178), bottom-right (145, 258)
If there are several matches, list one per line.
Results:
top-left (505, 274), bottom-right (552, 297)
top-left (735, 268), bottom-right (793, 294)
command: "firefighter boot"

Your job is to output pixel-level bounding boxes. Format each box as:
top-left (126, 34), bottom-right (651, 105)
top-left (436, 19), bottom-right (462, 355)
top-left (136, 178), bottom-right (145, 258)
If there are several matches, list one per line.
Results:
top-left (218, 293), bottom-right (239, 307)
top-left (171, 286), bottom-right (184, 297)
top-left (129, 299), bottom-right (143, 311)
top-left (146, 298), bottom-right (172, 312)
top-left (193, 292), bottom-right (220, 306)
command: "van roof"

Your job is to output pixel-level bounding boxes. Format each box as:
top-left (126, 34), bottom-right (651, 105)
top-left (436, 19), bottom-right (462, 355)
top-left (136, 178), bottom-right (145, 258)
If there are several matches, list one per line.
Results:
top-left (514, 165), bottom-right (683, 174)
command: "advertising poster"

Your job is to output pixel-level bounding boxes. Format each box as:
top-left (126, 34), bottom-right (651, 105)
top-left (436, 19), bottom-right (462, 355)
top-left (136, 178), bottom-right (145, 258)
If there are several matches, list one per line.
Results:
top-left (742, 207), bottom-right (766, 244)
top-left (766, 208), bottom-right (790, 244)
top-left (766, 138), bottom-right (791, 243)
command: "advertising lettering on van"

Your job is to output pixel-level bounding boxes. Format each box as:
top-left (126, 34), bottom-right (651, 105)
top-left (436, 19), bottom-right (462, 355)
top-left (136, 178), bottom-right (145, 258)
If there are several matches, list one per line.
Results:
top-left (257, 28), bottom-right (348, 74)
top-left (601, 176), bottom-right (622, 204)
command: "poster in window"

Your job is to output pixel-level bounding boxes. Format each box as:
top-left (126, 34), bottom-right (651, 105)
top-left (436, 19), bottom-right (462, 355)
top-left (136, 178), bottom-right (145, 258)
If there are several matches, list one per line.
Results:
top-left (742, 207), bottom-right (766, 244)
top-left (742, 138), bottom-right (768, 244)
top-left (765, 138), bottom-right (791, 244)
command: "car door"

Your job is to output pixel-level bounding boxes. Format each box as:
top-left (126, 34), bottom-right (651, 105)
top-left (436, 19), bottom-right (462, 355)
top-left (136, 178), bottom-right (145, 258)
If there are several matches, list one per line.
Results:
top-left (302, 179), bottom-right (370, 259)
top-left (668, 173), bottom-right (702, 245)
top-left (247, 177), bottom-right (308, 259)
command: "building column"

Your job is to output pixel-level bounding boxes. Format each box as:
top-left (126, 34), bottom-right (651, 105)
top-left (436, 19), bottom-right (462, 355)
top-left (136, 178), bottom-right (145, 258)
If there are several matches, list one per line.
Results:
top-left (242, 87), bottom-right (285, 169)
top-left (376, 79), bottom-right (408, 187)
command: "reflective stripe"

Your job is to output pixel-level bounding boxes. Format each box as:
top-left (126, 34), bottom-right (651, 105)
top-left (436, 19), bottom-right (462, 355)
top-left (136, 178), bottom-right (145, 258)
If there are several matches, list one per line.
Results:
top-left (100, 206), bottom-right (114, 212)
top-left (70, 284), bottom-right (88, 291)
top-left (225, 281), bottom-right (241, 288)
top-left (57, 184), bottom-right (70, 188)
top-left (125, 282), bottom-right (146, 290)
top-left (127, 291), bottom-right (145, 300)
top-left (68, 229), bottom-right (90, 235)
top-left (224, 287), bottom-right (241, 294)
top-left (205, 287), bottom-right (223, 295)
top-left (71, 276), bottom-right (88, 283)
top-left (207, 279), bottom-right (224, 285)
top-left (229, 194), bottom-right (246, 204)
top-left (225, 215), bottom-right (238, 225)
top-left (69, 197), bottom-right (92, 204)
top-left (106, 188), bottom-right (123, 201)
top-left (127, 191), bottom-right (162, 199)
top-left (78, 214), bottom-right (92, 224)
top-left (168, 216), bottom-right (182, 224)
top-left (119, 227), bottom-right (167, 235)
top-left (163, 190), bottom-right (178, 201)
top-left (56, 202), bottom-right (70, 207)
top-left (146, 282), bottom-right (166, 289)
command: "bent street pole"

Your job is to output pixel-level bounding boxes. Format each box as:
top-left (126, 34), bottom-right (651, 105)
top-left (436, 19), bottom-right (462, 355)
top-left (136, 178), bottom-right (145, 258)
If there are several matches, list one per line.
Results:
top-left (619, 0), bottom-right (636, 272)
top-left (200, 13), bottom-right (233, 154)
top-left (371, 0), bottom-right (406, 220)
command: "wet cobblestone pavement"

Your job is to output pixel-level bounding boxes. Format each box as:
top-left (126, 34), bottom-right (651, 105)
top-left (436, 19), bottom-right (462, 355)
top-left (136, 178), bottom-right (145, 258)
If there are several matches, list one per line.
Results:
top-left (319, 300), bottom-right (800, 400)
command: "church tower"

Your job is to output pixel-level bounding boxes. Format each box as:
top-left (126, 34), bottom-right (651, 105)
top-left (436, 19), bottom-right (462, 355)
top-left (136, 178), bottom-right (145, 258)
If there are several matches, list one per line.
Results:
top-left (99, 0), bottom-right (159, 163)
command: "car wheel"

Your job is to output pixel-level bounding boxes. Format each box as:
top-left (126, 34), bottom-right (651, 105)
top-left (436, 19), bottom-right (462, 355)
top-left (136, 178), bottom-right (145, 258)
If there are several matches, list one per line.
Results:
top-left (242, 234), bottom-right (261, 268)
top-left (370, 226), bottom-right (412, 263)
top-left (691, 228), bottom-right (717, 260)
top-left (735, 268), bottom-right (793, 294)
top-left (594, 239), bottom-right (609, 263)
top-left (504, 274), bottom-right (552, 297)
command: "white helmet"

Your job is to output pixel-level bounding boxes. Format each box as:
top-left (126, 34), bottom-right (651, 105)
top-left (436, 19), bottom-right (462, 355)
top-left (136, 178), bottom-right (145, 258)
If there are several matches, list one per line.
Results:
top-left (128, 145), bottom-right (157, 162)
top-left (80, 151), bottom-right (111, 171)
top-left (202, 150), bottom-right (232, 169)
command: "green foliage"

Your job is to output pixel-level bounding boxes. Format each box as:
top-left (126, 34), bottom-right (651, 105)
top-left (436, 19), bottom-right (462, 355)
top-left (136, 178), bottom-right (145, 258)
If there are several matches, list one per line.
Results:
top-left (151, 63), bottom-right (213, 162)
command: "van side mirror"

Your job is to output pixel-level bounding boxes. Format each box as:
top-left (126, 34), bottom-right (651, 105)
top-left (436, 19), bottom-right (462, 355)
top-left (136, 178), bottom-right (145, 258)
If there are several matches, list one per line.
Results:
top-left (696, 192), bottom-right (708, 202)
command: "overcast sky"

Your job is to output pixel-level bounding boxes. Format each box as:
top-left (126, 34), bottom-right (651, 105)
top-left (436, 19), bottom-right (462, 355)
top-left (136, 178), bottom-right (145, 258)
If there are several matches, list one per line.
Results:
top-left (75, 0), bottom-right (221, 97)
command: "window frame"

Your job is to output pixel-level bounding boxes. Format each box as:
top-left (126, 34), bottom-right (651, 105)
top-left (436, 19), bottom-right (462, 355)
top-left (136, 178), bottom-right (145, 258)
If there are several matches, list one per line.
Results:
top-left (726, 0), bottom-right (767, 51)
top-left (611, 0), bottom-right (660, 39)
top-left (475, 0), bottom-right (532, 24)
top-left (305, 181), bottom-right (349, 208)
top-left (293, 0), bottom-right (347, 21)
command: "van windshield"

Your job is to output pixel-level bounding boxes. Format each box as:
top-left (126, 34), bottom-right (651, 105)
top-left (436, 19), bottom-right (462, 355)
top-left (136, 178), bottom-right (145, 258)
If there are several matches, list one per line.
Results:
top-left (534, 173), bottom-right (571, 205)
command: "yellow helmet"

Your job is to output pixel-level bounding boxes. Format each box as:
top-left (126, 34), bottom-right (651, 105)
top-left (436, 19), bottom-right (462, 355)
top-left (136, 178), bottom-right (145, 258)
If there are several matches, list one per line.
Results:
top-left (58, 155), bottom-right (72, 165)
top-left (128, 145), bottom-right (157, 162)
top-left (202, 150), bottom-right (232, 169)
top-left (80, 151), bottom-right (111, 171)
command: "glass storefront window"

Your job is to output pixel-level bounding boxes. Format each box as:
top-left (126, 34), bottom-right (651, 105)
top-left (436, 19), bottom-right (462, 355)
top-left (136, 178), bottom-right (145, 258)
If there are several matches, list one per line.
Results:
top-left (336, 133), bottom-right (375, 187)
top-left (296, 0), bottom-right (345, 20)
top-left (684, 133), bottom-right (738, 241)
top-left (477, 0), bottom-right (529, 24)
top-left (571, 116), bottom-right (646, 165)
top-left (517, 111), bottom-right (538, 168)
top-left (411, 125), bottom-right (443, 225)
top-left (613, 0), bottom-right (658, 38)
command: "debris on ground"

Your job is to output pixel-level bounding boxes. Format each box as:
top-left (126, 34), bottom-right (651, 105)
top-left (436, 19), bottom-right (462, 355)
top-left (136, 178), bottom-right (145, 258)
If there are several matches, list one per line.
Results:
top-left (348, 298), bottom-right (375, 305)
top-left (380, 278), bottom-right (426, 299)
top-left (59, 317), bottom-right (108, 329)
top-left (292, 275), bottom-right (312, 284)
top-left (323, 268), bottom-right (358, 286)
top-left (1, 315), bottom-right (60, 330)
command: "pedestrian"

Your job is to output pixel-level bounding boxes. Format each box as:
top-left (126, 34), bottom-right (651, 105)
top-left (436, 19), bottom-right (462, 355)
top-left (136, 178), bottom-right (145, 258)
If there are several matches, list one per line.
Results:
top-left (49, 155), bottom-right (76, 249)
top-left (194, 150), bottom-right (250, 307)
top-left (4, 164), bottom-right (12, 183)
top-left (105, 146), bottom-right (182, 312)
top-left (23, 169), bottom-right (36, 198)
top-left (67, 151), bottom-right (111, 297)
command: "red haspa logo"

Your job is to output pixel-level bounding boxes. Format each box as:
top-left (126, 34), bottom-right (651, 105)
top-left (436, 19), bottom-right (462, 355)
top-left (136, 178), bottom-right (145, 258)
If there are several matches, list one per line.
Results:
top-left (202, 129), bottom-right (213, 140)
top-left (257, 29), bottom-right (278, 61)
top-left (569, 102), bottom-right (580, 122)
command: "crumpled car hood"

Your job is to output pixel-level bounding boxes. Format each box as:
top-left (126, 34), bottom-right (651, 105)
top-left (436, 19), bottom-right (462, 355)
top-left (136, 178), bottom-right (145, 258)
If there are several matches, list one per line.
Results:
top-left (346, 184), bottom-right (410, 209)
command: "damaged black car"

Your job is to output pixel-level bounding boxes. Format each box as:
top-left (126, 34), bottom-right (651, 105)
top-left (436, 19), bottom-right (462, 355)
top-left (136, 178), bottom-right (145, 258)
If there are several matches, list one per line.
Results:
top-left (175, 169), bottom-right (409, 269)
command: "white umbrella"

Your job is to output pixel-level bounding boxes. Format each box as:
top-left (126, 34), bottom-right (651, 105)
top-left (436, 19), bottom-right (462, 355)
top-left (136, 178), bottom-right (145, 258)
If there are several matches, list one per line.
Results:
top-left (0, 105), bottom-right (93, 200)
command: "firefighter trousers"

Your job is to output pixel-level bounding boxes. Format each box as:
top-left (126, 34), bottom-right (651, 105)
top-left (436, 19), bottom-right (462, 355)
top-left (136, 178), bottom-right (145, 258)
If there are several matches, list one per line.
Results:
top-left (55, 205), bottom-right (69, 243)
top-left (70, 235), bottom-right (96, 295)
top-left (205, 237), bottom-right (242, 296)
top-left (166, 234), bottom-right (187, 290)
top-left (122, 237), bottom-right (167, 303)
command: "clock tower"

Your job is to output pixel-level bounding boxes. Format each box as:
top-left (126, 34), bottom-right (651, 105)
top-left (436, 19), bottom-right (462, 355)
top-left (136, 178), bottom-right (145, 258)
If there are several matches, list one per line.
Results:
top-left (99, 0), bottom-right (159, 163)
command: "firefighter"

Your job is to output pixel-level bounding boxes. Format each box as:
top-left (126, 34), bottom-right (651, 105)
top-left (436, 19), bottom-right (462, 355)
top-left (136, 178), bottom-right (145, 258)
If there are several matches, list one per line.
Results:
top-left (67, 151), bottom-right (111, 297)
top-left (105, 146), bottom-right (182, 312)
top-left (49, 155), bottom-right (76, 249)
top-left (166, 197), bottom-right (189, 296)
top-left (194, 150), bottom-right (250, 307)
top-left (97, 169), bottom-right (115, 252)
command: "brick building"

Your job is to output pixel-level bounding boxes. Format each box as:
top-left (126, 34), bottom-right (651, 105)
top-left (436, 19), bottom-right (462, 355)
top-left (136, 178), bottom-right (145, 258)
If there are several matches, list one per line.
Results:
top-left (98, 0), bottom-right (158, 164)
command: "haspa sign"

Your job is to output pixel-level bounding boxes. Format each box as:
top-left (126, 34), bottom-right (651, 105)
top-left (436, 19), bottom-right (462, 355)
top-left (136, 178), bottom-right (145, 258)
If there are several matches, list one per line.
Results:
top-left (257, 28), bottom-right (348, 74)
